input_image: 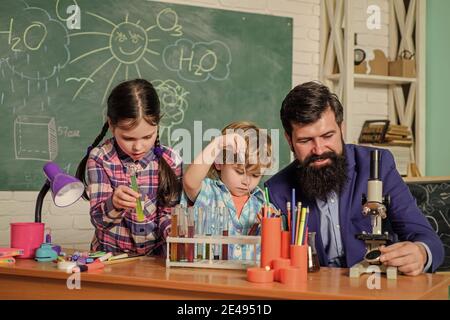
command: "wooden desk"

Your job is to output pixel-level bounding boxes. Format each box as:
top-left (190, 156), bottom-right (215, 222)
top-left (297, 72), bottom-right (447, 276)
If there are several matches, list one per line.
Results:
top-left (0, 257), bottom-right (448, 300)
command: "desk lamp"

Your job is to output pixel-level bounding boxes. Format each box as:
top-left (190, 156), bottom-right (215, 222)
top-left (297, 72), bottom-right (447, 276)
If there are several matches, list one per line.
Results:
top-left (35, 162), bottom-right (85, 223)
top-left (11, 162), bottom-right (85, 259)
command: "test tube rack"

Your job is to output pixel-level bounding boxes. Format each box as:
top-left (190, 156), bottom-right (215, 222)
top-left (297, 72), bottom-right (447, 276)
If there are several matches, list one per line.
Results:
top-left (166, 235), bottom-right (261, 270)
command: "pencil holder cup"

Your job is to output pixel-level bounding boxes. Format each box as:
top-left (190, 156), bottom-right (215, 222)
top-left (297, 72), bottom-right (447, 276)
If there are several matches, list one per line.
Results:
top-left (279, 266), bottom-right (307, 285)
top-left (272, 257), bottom-right (291, 282)
top-left (260, 217), bottom-right (281, 269)
top-left (281, 231), bottom-right (290, 259)
top-left (290, 244), bottom-right (308, 269)
top-left (10, 222), bottom-right (45, 259)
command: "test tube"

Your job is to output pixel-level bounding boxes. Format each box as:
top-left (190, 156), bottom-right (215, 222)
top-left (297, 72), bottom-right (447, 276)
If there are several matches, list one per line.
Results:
top-left (196, 207), bottom-right (204, 260)
top-left (186, 207), bottom-right (195, 262)
top-left (221, 204), bottom-right (229, 260)
top-left (212, 207), bottom-right (220, 260)
top-left (177, 206), bottom-right (186, 261)
top-left (170, 206), bottom-right (178, 262)
top-left (204, 207), bottom-right (211, 260)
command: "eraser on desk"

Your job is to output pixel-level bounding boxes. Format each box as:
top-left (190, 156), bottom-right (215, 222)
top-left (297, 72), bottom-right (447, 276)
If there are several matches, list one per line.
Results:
top-left (246, 267), bottom-right (274, 283)
top-left (72, 260), bottom-right (105, 273)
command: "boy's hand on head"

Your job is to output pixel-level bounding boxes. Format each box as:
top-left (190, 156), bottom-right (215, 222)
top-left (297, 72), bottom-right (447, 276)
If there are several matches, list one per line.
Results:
top-left (379, 241), bottom-right (428, 276)
top-left (217, 133), bottom-right (246, 161)
top-left (112, 185), bottom-right (140, 210)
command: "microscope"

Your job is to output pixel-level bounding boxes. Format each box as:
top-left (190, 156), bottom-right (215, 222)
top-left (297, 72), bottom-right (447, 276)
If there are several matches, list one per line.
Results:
top-left (349, 150), bottom-right (397, 280)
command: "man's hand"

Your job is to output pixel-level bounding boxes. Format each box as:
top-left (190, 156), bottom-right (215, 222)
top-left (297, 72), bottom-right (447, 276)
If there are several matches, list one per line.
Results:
top-left (379, 241), bottom-right (428, 276)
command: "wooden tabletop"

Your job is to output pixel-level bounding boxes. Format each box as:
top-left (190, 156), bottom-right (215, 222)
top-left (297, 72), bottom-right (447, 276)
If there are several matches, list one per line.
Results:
top-left (0, 257), bottom-right (449, 300)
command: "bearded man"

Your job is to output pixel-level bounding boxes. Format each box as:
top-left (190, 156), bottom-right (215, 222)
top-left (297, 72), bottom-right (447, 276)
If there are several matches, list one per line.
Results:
top-left (265, 81), bottom-right (444, 275)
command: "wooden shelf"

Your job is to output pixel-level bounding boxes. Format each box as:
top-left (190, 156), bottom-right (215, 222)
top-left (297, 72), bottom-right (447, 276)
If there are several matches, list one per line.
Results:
top-left (327, 73), bottom-right (416, 85)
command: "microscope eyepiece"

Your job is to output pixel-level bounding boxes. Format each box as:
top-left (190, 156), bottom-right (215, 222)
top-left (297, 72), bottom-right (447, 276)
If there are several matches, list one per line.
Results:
top-left (370, 150), bottom-right (380, 180)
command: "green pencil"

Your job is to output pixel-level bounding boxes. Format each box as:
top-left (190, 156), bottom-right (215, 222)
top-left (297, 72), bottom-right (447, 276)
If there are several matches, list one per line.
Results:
top-left (130, 173), bottom-right (145, 222)
top-left (264, 186), bottom-right (270, 205)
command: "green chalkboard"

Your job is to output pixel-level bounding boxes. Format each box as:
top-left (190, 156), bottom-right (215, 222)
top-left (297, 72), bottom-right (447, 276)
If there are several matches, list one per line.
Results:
top-left (0, 0), bottom-right (292, 190)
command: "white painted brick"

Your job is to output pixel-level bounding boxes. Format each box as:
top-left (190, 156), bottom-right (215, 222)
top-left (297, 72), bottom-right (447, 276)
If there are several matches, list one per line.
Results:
top-left (70, 243), bottom-right (91, 251)
top-left (293, 39), bottom-right (319, 53)
top-left (293, 52), bottom-right (313, 64)
top-left (292, 75), bottom-right (316, 86)
top-left (0, 216), bottom-right (10, 230)
top-left (161, 0), bottom-right (220, 8)
top-left (0, 201), bottom-right (37, 216)
top-left (293, 62), bottom-right (319, 77)
top-left (51, 229), bottom-right (93, 245)
top-left (13, 191), bottom-right (39, 201)
top-left (9, 215), bottom-right (37, 223)
top-left (48, 198), bottom-right (89, 216)
top-left (0, 230), bottom-right (10, 247)
top-left (45, 215), bottom-right (74, 230)
top-left (0, 192), bottom-right (13, 200)
top-left (367, 91), bottom-right (388, 103)
top-left (268, 0), bottom-right (314, 15)
top-left (219, 0), bottom-right (267, 10)
top-left (352, 0), bottom-right (365, 9)
top-left (293, 14), bottom-right (319, 29)
top-left (312, 53), bottom-right (320, 65)
top-left (353, 103), bottom-right (388, 116)
top-left (365, 103), bottom-right (388, 115)
top-left (357, 34), bottom-right (389, 47)
top-left (352, 90), bottom-right (368, 103)
top-left (299, 0), bottom-right (320, 4)
top-left (293, 26), bottom-right (308, 40)
top-left (297, 0), bottom-right (319, 4)
top-left (308, 28), bottom-right (320, 41)
top-left (312, 4), bottom-right (320, 16)
top-left (73, 216), bottom-right (95, 230)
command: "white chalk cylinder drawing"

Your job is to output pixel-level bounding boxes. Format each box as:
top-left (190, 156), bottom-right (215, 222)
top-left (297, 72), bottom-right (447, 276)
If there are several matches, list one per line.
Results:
top-left (14, 115), bottom-right (58, 161)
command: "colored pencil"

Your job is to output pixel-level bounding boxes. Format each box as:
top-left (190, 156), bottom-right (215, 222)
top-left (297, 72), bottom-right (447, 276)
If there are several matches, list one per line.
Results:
top-left (286, 201), bottom-right (291, 232)
top-left (291, 189), bottom-right (296, 244)
top-left (295, 202), bottom-right (302, 244)
top-left (264, 186), bottom-right (269, 202)
top-left (298, 207), bottom-right (307, 245)
top-left (301, 207), bottom-right (310, 245)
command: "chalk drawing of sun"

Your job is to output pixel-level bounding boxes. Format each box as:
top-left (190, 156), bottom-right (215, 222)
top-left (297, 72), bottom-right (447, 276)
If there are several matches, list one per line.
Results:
top-left (68, 12), bottom-right (164, 103)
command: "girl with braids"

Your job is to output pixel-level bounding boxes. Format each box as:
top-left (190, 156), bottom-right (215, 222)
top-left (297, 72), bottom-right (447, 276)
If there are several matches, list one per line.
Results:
top-left (76, 79), bottom-right (182, 256)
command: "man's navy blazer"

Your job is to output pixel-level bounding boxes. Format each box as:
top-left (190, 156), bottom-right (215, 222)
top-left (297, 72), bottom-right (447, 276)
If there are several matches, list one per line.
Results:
top-left (265, 144), bottom-right (444, 272)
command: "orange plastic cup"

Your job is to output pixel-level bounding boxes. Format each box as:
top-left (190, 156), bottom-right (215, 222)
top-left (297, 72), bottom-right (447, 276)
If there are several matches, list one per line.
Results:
top-left (247, 267), bottom-right (274, 283)
top-left (281, 231), bottom-right (290, 259)
top-left (260, 217), bottom-right (281, 269)
top-left (290, 244), bottom-right (307, 268)
top-left (279, 266), bottom-right (307, 285)
top-left (272, 258), bottom-right (291, 282)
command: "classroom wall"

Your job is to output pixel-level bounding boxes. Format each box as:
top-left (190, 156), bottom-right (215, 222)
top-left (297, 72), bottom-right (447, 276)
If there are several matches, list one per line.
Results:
top-left (426, 0), bottom-right (450, 176)
top-left (0, 0), bottom-right (390, 249)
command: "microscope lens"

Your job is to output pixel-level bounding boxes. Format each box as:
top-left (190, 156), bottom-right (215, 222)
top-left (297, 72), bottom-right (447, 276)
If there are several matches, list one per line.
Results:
top-left (365, 249), bottom-right (381, 260)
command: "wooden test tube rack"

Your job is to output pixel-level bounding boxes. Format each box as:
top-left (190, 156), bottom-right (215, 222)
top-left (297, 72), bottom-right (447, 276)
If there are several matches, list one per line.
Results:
top-left (166, 235), bottom-right (261, 270)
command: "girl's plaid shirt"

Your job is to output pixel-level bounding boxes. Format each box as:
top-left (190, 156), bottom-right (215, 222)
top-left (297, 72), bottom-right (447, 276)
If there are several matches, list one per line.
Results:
top-left (87, 138), bottom-right (182, 256)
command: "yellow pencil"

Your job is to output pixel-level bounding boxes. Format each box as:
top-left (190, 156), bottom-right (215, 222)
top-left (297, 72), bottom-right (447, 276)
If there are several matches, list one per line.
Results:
top-left (107, 253), bottom-right (128, 261)
top-left (295, 202), bottom-right (302, 244)
top-left (103, 256), bottom-right (143, 265)
top-left (297, 207), bottom-right (307, 245)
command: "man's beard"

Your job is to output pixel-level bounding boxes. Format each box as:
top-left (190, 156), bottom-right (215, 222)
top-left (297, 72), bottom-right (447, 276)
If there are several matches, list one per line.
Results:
top-left (295, 149), bottom-right (347, 201)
